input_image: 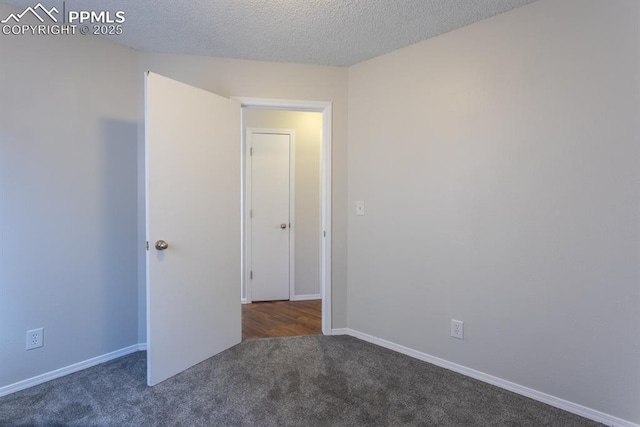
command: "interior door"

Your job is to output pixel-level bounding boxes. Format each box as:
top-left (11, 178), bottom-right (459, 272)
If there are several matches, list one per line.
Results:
top-left (145, 72), bottom-right (241, 386)
top-left (249, 132), bottom-right (291, 301)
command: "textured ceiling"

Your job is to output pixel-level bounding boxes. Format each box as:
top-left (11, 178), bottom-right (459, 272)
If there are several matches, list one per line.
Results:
top-left (2, 0), bottom-right (536, 66)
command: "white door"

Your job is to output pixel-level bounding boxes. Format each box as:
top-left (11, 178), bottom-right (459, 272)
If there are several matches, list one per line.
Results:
top-left (145, 72), bottom-right (241, 386)
top-left (248, 132), bottom-right (292, 301)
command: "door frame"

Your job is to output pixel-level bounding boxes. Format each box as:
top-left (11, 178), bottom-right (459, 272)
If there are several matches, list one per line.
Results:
top-left (244, 128), bottom-right (296, 302)
top-left (234, 97), bottom-right (332, 335)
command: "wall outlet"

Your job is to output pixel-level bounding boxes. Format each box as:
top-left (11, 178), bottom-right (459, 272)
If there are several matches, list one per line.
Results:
top-left (356, 200), bottom-right (365, 216)
top-left (26, 328), bottom-right (44, 350)
top-left (451, 319), bottom-right (464, 340)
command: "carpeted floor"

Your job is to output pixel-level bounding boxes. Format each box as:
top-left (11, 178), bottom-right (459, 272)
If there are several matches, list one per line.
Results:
top-left (0, 335), bottom-right (601, 426)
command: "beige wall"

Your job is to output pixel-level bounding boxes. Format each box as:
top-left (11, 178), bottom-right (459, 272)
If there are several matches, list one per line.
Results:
top-left (136, 52), bottom-right (349, 340)
top-left (0, 4), bottom-right (139, 389)
top-left (347, 0), bottom-right (640, 423)
top-left (3, 0), bottom-right (638, 423)
top-left (243, 110), bottom-right (322, 299)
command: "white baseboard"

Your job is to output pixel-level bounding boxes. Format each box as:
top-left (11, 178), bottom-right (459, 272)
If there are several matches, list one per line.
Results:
top-left (290, 294), bottom-right (321, 301)
top-left (242, 295), bottom-right (320, 303)
top-left (342, 328), bottom-right (637, 427)
top-left (137, 343), bottom-right (147, 351)
top-left (0, 344), bottom-right (143, 398)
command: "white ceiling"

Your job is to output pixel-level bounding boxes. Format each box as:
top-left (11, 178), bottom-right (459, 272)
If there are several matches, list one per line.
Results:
top-left (2, 0), bottom-right (536, 66)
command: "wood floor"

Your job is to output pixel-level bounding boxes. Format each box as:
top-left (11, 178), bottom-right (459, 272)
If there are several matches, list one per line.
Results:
top-left (242, 299), bottom-right (322, 340)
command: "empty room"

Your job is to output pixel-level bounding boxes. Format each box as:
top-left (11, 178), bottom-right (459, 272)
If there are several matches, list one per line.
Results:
top-left (0, 0), bottom-right (638, 426)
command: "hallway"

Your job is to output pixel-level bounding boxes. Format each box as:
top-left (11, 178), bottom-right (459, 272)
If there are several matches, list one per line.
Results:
top-left (242, 300), bottom-right (321, 340)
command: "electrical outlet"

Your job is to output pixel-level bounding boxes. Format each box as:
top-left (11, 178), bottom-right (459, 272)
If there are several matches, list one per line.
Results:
top-left (451, 320), bottom-right (464, 340)
top-left (26, 328), bottom-right (44, 350)
top-left (356, 201), bottom-right (365, 216)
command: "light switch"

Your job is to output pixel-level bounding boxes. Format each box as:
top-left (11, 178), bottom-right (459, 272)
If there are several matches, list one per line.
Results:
top-left (356, 200), bottom-right (365, 216)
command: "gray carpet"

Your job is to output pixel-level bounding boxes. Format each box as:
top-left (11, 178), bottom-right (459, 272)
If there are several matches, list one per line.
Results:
top-left (0, 335), bottom-right (601, 426)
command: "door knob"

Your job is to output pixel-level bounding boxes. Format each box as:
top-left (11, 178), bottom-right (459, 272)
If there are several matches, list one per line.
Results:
top-left (280, 223), bottom-right (287, 229)
top-left (155, 240), bottom-right (169, 250)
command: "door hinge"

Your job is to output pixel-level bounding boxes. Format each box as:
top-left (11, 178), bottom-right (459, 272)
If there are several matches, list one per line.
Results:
top-left (323, 230), bottom-right (326, 237)
top-left (145, 241), bottom-right (149, 250)
top-left (250, 147), bottom-right (253, 156)
top-left (250, 271), bottom-right (253, 280)
top-left (250, 209), bottom-right (253, 218)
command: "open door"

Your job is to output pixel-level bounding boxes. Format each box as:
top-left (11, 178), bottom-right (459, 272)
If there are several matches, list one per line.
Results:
top-left (145, 72), bottom-right (241, 386)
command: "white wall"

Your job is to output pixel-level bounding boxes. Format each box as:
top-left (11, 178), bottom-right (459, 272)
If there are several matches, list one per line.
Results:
top-left (0, 4), bottom-right (139, 389)
top-left (243, 110), bottom-right (322, 299)
top-left (347, 0), bottom-right (640, 423)
top-left (136, 53), bottom-right (349, 342)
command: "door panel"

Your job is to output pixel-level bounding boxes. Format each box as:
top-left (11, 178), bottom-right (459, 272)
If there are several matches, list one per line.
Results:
top-left (145, 72), bottom-right (241, 386)
top-left (250, 133), bottom-right (291, 301)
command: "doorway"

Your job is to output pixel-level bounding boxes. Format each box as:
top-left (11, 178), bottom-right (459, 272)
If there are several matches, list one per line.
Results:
top-left (236, 97), bottom-right (332, 337)
top-left (145, 75), bottom-right (332, 386)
